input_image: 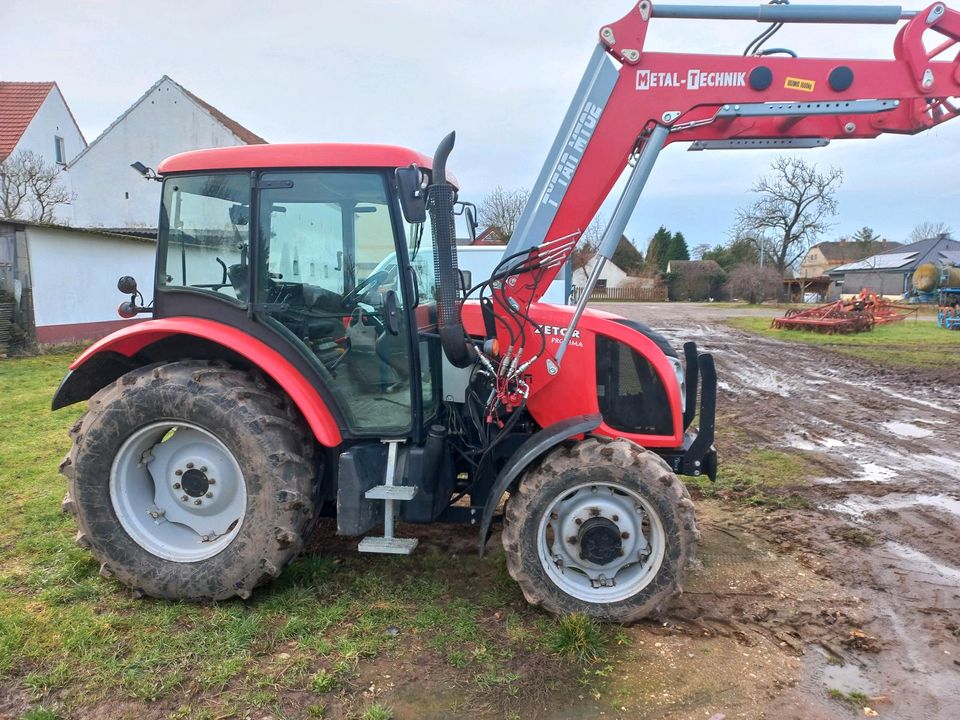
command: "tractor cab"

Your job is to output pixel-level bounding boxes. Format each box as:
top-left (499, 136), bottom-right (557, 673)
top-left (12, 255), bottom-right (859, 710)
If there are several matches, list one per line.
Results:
top-left (154, 144), bottom-right (450, 439)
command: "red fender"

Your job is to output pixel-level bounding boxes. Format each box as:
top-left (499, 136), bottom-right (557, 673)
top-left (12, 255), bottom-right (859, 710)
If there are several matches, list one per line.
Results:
top-left (71, 318), bottom-right (343, 447)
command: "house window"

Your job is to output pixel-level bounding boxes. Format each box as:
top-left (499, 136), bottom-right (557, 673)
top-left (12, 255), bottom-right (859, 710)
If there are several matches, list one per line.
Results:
top-left (54, 136), bottom-right (65, 165)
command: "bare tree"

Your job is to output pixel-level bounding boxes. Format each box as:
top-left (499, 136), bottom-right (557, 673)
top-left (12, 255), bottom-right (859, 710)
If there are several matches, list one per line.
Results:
top-left (909, 221), bottom-right (952, 243)
top-left (0, 150), bottom-right (74, 222)
top-left (571, 214), bottom-right (606, 282)
top-left (691, 242), bottom-right (712, 260)
top-left (477, 186), bottom-right (530, 242)
top-left (732, 156), bottom-right (843, 275)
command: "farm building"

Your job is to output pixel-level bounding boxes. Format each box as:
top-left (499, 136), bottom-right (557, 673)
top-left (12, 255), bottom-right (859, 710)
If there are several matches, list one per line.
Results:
top-left (666, 259), bottom-right (724, 301)
top-left (0, 219), bottom-right (154, 348)
top-left (66, 76), bottom-right (265, 231)
top-left (798, 239), bottom-right (900, 278)
top-left (828, 233), bottom-right (960, 299)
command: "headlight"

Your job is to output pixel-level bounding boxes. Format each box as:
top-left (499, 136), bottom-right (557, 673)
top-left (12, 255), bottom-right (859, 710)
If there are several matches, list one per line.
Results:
top-left (669, 356), bottom-right (686, 414)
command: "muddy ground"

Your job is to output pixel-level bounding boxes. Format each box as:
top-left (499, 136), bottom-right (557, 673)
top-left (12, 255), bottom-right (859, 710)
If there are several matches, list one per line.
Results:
top-left (594, 302), bottom-right (960, 720)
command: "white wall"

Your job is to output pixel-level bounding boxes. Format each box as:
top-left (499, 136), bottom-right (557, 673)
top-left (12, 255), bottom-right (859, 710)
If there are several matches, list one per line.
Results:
top-left (457, 246), bottom-right (568, 304)
top-left (11, 86), bottom-right (85, 168)
top-left (27, 226), bottom-right (155, 328)
top-left (573, 255), bottom-right (628, 289)
top-left (67, 78), bottom-right (249, 229)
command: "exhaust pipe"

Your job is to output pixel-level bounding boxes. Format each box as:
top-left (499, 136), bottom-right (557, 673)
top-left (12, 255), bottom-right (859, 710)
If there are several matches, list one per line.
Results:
top-left (428, 132), bottom-right (474, 368)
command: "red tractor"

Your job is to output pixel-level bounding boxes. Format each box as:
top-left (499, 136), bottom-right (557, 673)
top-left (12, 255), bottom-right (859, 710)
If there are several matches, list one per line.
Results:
top-left (54, 1), bottom-right (960, 621)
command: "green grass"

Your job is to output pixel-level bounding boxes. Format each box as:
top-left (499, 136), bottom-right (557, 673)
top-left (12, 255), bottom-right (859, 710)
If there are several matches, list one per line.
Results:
top-left (0, 353), bottom-right (619, 718)
top-left (726, 315), bottom-right (960, 369)
top-left (828, 687), bottom-right (871, 708)
top-left (687, 443), bottom-right (813, 509)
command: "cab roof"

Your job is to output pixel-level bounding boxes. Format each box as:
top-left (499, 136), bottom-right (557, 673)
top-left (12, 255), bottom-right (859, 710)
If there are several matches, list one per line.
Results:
top-left (157, 143), bottom-right (436, 175)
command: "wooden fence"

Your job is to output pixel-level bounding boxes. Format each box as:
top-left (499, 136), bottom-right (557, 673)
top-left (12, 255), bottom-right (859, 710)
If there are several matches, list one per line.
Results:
top-left (570, 285), bottom-right (668, 302)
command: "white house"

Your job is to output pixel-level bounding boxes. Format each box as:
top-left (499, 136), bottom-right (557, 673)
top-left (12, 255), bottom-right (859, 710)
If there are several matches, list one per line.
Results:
top-left (573, 255), bottom-right (629, 292)
top-left (0, 81), bottom-right (86, 169)
top-left (66, 76), bottom-right (266, 230)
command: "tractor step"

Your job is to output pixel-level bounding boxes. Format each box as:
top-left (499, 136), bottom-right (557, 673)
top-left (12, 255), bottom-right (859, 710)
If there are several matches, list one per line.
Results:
top-left (357, 439), bottom-right (419, 556)
top-left (357, 536), bottom-right (419, 555)
top-left (365, 484), bottom-right (417, 501)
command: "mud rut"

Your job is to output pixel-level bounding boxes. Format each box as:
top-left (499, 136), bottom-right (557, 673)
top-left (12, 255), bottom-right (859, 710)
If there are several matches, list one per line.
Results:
top-left (610, 303), bottom-right (960, 719)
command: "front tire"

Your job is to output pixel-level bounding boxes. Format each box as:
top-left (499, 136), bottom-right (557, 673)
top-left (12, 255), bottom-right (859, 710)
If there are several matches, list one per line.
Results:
top-left (60, 361), bottom-right (316, 601)
top-left (501, 437), bottom-right (698, 622)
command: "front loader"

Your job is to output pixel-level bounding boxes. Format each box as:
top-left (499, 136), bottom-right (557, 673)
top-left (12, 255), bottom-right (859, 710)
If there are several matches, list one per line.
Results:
top-left (54, 1), bottom-right (960, 621)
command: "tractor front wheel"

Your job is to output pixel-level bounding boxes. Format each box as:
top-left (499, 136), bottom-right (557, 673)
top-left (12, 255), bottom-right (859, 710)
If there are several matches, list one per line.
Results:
top-left (60, 361), bottom-right (316, 601)
top-left (501, 437), bottom-right (698, 622)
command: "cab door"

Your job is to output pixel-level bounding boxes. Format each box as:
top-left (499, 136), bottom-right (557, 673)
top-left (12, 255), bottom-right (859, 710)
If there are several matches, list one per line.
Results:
top-left (254, 170), bottom-right (422, 436)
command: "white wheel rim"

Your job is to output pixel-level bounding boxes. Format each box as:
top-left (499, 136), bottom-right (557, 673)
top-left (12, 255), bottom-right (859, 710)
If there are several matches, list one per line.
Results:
top-left (536, 481), bottom-right (667, 604)
top-left (110, 421), bottom-right (247, 562)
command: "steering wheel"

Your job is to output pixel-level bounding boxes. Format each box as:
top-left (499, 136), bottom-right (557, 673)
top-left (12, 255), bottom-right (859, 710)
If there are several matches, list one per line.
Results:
top-left (342, 270), bottom-right (389, 307)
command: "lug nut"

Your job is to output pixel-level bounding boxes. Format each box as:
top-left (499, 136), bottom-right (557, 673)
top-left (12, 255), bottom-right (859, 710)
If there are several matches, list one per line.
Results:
top-left (612, 514), bottom-right (619, 522)
top-left (209, 478), bottom-right (216, 485)
top-left (194, 499), bottom-right (202, 506)
top-left (575, 518), bottom-right (583, 526)
top-left (181, 495), bottom-right (188, 502)
top-left (621, 531), bottom-right (630, 539)
top-left (175, 469), bottom-right (183, 476)
top-left (567, 536), bottom-right (578, 544)
top-left (186, 462), bottom-right (194, 469)
top-left (200, 466), bottom-right (207, 472)
top-left (173, 483), bottom-right (181, 490)
top-left (205, 492), bottom-right (213, 498)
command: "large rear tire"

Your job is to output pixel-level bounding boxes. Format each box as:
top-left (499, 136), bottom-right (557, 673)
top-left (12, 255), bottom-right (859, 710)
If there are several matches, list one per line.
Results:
top-left (60, 361), bottom-right (316, 601)
top-left (501, 437), bottom-right (698, 622)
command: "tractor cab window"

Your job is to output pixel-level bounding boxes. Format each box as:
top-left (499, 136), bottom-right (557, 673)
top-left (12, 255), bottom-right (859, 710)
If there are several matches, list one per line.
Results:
top-left (257, 171), bottom-right (425, 435)
top-left (406, 214), bottom-right (436, 306)
top-left (158, 173), bottom-right (250, 303)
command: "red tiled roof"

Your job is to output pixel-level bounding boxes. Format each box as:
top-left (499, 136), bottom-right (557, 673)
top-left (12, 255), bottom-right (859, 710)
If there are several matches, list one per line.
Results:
top-left (0, 82), bottom-right (55, 161)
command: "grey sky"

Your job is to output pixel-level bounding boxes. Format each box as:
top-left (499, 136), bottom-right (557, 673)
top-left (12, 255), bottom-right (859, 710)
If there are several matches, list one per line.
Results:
top-left (4, 0), bottom-right (958, 252)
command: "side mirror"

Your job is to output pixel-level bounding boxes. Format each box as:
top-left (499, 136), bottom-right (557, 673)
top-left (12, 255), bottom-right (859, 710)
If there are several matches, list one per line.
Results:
top-left (116, 275), bottom-right (152, 318)
top-left (395, 165), bottom-right (427, 223)
top-left (454, 201), bottom-right (478, 244)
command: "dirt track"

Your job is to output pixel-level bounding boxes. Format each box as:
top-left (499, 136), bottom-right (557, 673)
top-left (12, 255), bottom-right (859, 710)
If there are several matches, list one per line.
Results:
top-left (603, 302), bottom-right (960, 719)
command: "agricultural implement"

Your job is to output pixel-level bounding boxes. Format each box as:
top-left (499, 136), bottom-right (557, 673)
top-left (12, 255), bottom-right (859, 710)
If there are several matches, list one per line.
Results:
top-left (773, 290), bottom-right (917, 333)
top-left (53, 1), bottom-right (960, 621)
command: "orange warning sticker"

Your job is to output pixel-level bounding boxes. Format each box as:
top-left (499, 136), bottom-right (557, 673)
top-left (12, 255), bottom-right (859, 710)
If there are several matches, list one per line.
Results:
top-left (785, 77), bottom-right (816, 92)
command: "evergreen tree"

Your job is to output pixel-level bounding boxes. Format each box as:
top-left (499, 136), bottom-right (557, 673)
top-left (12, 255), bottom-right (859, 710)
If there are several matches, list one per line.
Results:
top-left (851, 226), bottom-right (880, 244)
top-left (664, 231), bottom-right (690, 268)
top-left (612, 235), bottom-right (645, 274)
top-left (646, 226), bottom-right (672, 272)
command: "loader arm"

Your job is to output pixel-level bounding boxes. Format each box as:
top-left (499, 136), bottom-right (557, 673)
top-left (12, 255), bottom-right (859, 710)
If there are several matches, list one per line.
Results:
top-left (493, 0), bottom-right (960, 371)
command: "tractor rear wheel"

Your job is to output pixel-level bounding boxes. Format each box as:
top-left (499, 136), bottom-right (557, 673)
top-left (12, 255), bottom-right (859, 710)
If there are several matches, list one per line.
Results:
top-left (60, 361), bottom-right (316, 601)
top-left (501, 437), bottom-right (698, 622)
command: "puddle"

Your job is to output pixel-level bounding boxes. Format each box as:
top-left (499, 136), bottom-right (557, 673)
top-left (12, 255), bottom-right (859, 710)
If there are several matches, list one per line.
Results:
top-left (885, 541), bottom-right (960, 583)
top-left (819, 438), bottom-right (846, 448)
top-left (828, 493), bottom-right (960, 519)
top-left (882, 421), bottom-right (934, 439)
top-left (811, 645), bottom-right (879, 697)
top-left (873, 388), bottom-right (956, 414)
top-left (855, 462), bottom-right (899, 483)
